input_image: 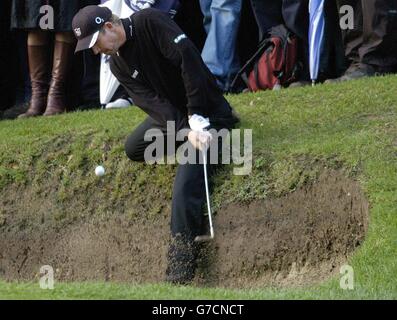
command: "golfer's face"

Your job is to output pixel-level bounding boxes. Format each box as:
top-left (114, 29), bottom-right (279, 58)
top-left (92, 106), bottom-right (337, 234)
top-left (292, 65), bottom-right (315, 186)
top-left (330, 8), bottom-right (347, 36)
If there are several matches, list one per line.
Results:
top-left (92, 26), bottom-right (120, 56)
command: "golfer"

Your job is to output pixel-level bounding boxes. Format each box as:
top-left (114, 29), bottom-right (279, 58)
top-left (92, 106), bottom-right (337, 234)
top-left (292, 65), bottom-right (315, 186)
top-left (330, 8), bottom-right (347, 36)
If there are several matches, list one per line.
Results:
top-left (72, 5), bottom-right (238, 284)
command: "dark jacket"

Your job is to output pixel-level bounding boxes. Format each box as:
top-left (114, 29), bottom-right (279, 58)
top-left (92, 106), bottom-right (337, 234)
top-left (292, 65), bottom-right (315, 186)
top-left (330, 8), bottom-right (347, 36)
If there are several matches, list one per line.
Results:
top-left (110, 8), bottom-right (238, 131)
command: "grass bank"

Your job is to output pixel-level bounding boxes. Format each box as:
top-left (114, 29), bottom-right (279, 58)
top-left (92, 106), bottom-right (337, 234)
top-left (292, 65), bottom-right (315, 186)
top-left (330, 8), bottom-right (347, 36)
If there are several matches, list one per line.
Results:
top-left (0, 75), bottom-right (396, 299)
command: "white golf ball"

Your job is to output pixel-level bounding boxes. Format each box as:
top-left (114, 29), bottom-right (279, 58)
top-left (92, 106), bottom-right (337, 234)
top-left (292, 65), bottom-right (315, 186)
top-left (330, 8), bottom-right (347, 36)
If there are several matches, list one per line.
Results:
top-left (95, 165), bottom-right (105, 177)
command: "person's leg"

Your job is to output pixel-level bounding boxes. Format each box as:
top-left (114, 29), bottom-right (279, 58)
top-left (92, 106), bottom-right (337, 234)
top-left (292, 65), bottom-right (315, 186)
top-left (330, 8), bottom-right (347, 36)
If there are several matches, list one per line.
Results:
top-left (79, 49), bottom-right (101, 109)
top-left (200, 0), bottom-right (243, 92)
top-left (125, 116), bottom-right (197, 285)
top-left (125, 115), bottom-right (186, 164)
top-left (17, 32), bottom-right (32, 106)
top-left (171, 159), bottom-right (207, 240)
top-left (281, 0), bottom-right (310, 85)
top-left (0, 0), bottom-right (17, 114)
top-left (125, 117), bottom-right (167, 162)
top-left (166, 128), bottom-right (228, 284)
top-left (359, 0), bottom-right (397, 73)
top-left (125, 117), bottom-right (229, 284)
top-left (43, 32), bottom-right (75, 116)
top-left (19, 30), bottom-right (50, 118)
top-left (325, 0), bottom-right (367, 83)
top-left (199, 0), bottom-right (212, 35)
top-left (170, 138), bottom-right (225, 237)
top-left (337, 0), bottom-right (363, 70)
top-left (166, 153), bottom-right (206, 284)
top-left (250, 0), bottom-right (283, 42)
top-left (326, 0), bottom-right (397, 82)
top-left (175, 0), bottom-right (207, 50)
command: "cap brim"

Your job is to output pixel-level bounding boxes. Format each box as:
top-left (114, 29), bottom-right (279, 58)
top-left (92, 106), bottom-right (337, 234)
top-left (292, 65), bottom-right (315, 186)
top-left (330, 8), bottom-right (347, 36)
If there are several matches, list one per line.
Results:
top-left (74, 31), bottom-right (100, 53)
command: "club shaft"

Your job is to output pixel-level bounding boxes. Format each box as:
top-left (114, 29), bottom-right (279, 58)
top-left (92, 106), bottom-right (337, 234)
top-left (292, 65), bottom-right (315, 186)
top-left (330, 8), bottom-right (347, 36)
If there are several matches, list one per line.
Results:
top-left (202, 151), bottom-right (214, 238)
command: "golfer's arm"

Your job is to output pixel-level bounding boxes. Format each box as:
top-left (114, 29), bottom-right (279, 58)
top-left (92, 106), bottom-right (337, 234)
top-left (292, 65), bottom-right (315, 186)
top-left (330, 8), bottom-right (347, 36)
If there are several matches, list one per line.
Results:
top-left (128, 82), bottom-right (189, 131)
top-left (111, 65), bottom-right (189, 130)
top-left (145, 11), bottom-right (208, 117)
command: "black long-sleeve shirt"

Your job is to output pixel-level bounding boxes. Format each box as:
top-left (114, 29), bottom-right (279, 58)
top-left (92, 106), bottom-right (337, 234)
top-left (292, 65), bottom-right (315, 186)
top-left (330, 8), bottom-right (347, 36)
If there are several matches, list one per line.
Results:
top-left (109, 8), bottom-right (237, 131)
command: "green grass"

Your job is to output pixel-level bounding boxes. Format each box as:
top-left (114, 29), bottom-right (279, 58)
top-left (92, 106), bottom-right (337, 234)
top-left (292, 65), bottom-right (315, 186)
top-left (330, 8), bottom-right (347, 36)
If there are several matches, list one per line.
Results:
top-left (1, 75), bottom-right (397, 299)
top-left (0, 280), bottom-right (393, 300)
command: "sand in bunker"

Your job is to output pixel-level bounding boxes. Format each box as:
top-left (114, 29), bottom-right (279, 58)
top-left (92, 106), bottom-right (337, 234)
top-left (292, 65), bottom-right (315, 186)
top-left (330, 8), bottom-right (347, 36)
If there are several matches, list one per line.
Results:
top-left (0, 170), bottom-right (368, 288)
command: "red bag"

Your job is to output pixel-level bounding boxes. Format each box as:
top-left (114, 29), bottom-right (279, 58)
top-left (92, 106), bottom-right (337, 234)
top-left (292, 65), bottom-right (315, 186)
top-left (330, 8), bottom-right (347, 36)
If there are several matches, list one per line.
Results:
top-left (232, 25), bottom-right (299, 92)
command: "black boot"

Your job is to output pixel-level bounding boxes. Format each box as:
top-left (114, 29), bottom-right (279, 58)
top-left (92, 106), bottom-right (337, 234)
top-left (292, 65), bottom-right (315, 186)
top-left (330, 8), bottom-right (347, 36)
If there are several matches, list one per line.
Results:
top-left (165, 234), bottom-right (198, 285)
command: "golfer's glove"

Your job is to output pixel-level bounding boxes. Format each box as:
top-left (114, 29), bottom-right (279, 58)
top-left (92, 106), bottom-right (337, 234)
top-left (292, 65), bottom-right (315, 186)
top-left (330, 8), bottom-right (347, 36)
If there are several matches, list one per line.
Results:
top-left (188, 114), bottom-right (210, 132)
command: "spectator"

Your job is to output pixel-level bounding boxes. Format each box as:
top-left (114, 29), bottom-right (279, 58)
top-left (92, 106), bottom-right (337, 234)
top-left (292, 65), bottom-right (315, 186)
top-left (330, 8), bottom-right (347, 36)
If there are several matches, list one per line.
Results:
top-left (199, 0), bottom-right (243, 93)
top-left (104, 86), bottom-right (133, 109)
top-left (174, 0), bottom-right (207, 51)
top-left (0, 0), bottom-right (15, 117)
top-left (249, 0), bottom-right (347, 87)
top-left (78, 48), bottom-right (101, 109)
top-left (11, 0), bottom-right (97, 118)
top-left (250, 0), bottom-right (311, 87)
top-left (326, 0), bottom-right (397, 82)
top-left (1, 30), bottom-right (32, 120)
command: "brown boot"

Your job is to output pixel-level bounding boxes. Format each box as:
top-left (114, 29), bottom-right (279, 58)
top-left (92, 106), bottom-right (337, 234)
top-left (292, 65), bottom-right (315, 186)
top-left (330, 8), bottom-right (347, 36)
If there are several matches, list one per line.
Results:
top-left (44, 41), bottom-right (74, 116)
top-left (18, 45), bottom-right (49, 118)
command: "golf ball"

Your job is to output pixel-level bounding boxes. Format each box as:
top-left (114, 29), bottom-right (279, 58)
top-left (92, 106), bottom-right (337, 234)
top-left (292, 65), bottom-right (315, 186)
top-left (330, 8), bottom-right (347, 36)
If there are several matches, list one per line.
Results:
top-left (95, 165), bottom-right (105, 177)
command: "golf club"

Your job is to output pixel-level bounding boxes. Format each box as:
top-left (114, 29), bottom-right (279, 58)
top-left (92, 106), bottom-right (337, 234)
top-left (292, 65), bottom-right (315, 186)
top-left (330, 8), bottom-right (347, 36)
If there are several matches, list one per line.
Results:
top-left (195, 147), bottom-right (214, 242)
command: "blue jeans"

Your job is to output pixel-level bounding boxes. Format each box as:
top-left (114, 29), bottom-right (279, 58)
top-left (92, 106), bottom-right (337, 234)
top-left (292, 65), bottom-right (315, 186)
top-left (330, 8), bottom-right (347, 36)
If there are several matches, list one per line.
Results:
top-left (199, 0), bottom-right (242, 92)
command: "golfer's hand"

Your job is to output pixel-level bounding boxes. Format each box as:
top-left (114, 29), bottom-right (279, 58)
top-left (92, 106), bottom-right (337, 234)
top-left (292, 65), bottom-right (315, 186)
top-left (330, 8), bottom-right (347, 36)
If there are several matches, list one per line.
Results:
top-left (188, 130), bottom-right (213, 151)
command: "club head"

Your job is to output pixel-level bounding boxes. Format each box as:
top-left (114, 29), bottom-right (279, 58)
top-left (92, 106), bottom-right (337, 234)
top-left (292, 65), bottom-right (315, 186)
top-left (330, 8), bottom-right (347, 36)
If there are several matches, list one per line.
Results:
top-left (194, 226), bottom-right (214, 242)
top-left (194, 235), bottom-right (214, 242)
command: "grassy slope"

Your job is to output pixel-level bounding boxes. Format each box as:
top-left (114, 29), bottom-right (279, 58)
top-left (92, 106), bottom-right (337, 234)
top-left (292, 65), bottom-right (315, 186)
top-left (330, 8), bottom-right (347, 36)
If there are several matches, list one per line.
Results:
top-left (0, 75), bottom-right (396, 299)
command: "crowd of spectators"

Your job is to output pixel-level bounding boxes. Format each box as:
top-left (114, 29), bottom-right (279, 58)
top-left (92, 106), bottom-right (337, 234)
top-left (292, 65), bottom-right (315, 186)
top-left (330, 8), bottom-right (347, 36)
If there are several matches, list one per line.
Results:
top-left (1, 0), bottom-right (396, 120)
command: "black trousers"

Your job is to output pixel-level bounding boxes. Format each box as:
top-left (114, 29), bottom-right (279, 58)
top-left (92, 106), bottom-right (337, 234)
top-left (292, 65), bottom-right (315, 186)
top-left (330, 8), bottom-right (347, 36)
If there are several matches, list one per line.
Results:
top-left (125, 116), bottom-right (226, 240)
top-left (337, 0), bottom-right (397, 71)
